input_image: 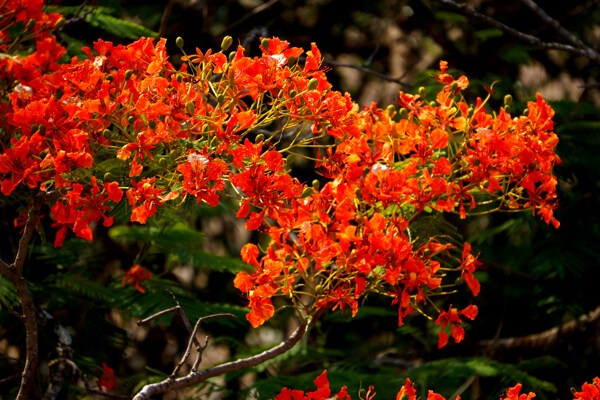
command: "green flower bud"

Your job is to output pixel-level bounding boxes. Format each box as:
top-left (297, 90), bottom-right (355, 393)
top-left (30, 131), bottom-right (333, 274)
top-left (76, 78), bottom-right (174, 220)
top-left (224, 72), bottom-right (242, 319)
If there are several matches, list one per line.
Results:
top-left (301, 187), bottom-right (313, 197)
top-left (216, 93), bottom-right (225, 105)
top-left (229, 51), bottom-right (236, 62)
top-left (221, 36), bottom-right (233, 52)
top-left (312, 179), bottom-right (320, 191)
top-left (255, 134), bottom-right (265, 143)
top-left (307, 78), bottom-right (319, 91)
top-left (148, 120), bottom-right (156, 130)
top-left (450, 81), bottom-right (459, 93)
top-left (418, 86), bottom-right (427, 99)
top-left (289, 90), bottom-right (297, 98)
top-left (287, 56), bottom-right (297, 66)
top-left (386, 104), bottom-right (395, 116)
top-left (504, 94), bottom-right (513, 106)
top-left (186, 101), bottom-right (195, 115)
top-left (38, 125), bottom-right (45, 135)
top-left (128, 116), bottom-right (136, 127)
top-left (398, 108), bottom-right (408, 119)
top-left (106, 74), bottom-right (114, 82)
top-left (124, 70), bottom-right (133, 81)
top-left (261, 38), bottom-right (270, 50)
top-left (176, 36), bottom-right (184, 49)
top-left (104, 172), bottom-right (115, 182)
top-left (159, 157), bottom-right (168, 169)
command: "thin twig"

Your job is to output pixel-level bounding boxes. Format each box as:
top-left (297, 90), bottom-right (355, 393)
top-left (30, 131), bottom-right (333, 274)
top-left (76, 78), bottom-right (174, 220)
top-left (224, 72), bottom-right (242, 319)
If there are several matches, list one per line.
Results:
top-left (221, 0), bottom-right (282, 35)
top-left (450, 375), bottom-right (477, 400)
top-left (0, 297), bottom-right (23, 321)
top-left (321, 57), bottom-right (413, 88)
top-left (170, 313), bottom-right (235, 377)
top-left (157, 0), bottom-right (174, 38)
top-left (137, 306), bottom-right (180, 326)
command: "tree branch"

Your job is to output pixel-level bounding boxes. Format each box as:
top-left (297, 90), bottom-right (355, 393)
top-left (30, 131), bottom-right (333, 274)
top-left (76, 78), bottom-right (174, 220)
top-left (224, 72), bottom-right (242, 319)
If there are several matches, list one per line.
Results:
top-left (517, 0), bottom-right (588, 50)
top-left (436, 0), bottom-right (600, 64)
top-left (478, 305), bottom-right (600, 353)
top-left (132, 320), bottom-right (308, 400)
top-left (322, 57), bottom-right (413, 88)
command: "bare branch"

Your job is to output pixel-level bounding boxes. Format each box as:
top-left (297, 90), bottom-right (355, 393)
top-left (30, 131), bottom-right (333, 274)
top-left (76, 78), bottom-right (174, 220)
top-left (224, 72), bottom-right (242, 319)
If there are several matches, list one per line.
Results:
top-left (436, 0), bottom-right (600, 64)
top-left (137, 306), bottom-right (181, 326)
top-left (133, 320), bottom-right (308, 400)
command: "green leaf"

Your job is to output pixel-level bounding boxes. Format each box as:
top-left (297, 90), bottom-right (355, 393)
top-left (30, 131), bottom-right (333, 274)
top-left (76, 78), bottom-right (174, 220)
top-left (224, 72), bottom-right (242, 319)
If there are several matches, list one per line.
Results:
top-left (86, 12), bottom-right (158, 40)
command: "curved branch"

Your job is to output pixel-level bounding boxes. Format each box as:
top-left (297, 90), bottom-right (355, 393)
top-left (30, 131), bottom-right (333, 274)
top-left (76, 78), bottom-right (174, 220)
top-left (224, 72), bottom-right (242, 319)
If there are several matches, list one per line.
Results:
top-left (132, 320), bottom-right (308, 400)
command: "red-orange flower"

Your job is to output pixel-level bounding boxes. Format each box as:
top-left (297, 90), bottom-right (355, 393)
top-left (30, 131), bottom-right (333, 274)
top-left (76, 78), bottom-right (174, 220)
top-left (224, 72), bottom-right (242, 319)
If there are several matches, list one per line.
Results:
top-left (97, 363), bottom-right (118, 392)
top-left (122, 265), bottom-right (152, 293)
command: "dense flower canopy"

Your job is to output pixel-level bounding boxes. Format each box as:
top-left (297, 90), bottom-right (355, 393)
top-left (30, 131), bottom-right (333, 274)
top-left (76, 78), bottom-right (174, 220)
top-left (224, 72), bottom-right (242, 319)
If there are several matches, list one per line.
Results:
top-left (0, 0), bottom-right (559, 351)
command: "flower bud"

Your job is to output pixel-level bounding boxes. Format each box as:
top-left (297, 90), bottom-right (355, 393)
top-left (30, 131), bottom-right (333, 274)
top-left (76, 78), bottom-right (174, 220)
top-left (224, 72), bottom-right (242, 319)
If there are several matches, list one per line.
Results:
top-left (289, 90), bottom-right (297, 98)
top-left (312, 179), bottom-right (320, 191)
top-left (104, 172), bottom-right (116, 182)
top-left (124, 70), bottom-right (133, 81)
top-left (176, 36), bottom-right (184, 49)
top-left (148, 120), bottom-right (156, 130)
top-left (307, 78), bottom-right (318, 91)
top-left (221, 36), bottom-right (233, 52)
top-left (229, 51), bottom-right (236, 62)
top-left (398, 108), bottom-right (408, 120)
top-left (386, 104), bottom-right (395, 116)
top-left (504, 94), bottom-right (513, 106)
top-left (261, 38), bottom-right (270, 51)
top-left (186, 101), bottom-right (195, 115)
top-left (128, 116), bottom-right (136, 126)
top-left (301, 187), bottom-right (313, 197)
top-left (450, 81), bottom-right (459, 93)
top-left (38, 125), bottom-right (45, 135)
top-left (418, 86), bottom-right (427, 99)
top-left (287, 56), bottom-right (297, 66)
top-left (216, 93), bottom-right (225, 105)
top-left (255, 134), bottom-right (264, 143)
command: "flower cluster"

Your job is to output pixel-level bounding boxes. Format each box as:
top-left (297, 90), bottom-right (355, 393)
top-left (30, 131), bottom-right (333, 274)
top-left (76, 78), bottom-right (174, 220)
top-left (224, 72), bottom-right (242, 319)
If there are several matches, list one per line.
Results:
top-left (273, 372), bottom-right (600, 400)
top-left (232, 61), bottom-right (559, 340)
top-left (0, 1), bottom-right (560, 346)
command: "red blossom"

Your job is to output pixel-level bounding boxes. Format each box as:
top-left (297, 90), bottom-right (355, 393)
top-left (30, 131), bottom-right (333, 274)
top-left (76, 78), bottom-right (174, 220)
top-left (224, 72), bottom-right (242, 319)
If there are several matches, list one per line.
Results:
top-left (97, 363), bottom-right (118, 392)
top-left (122, 265), bottom-right (152, 293)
